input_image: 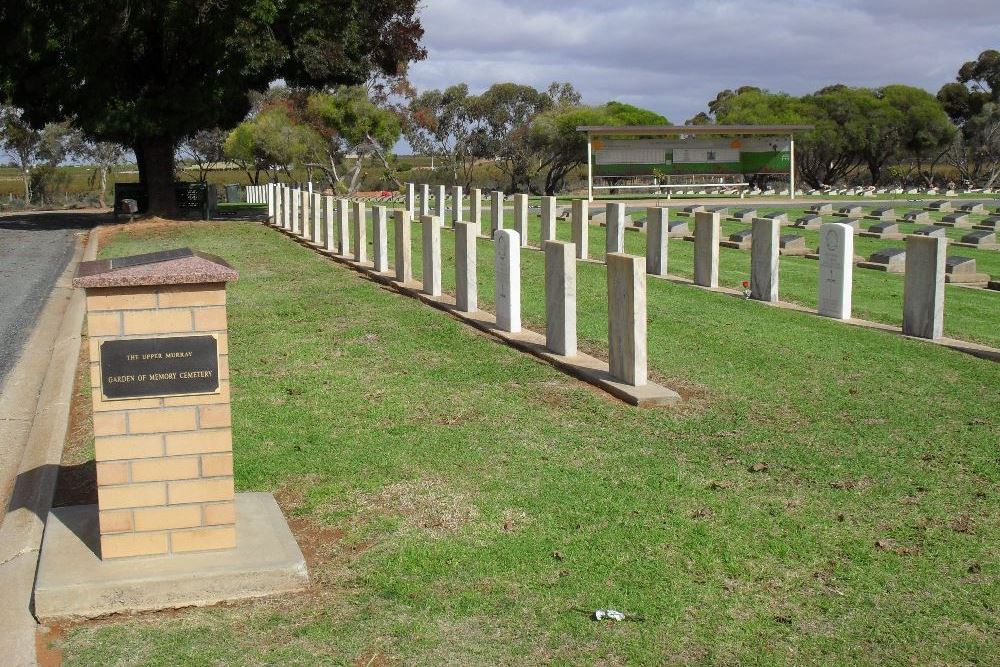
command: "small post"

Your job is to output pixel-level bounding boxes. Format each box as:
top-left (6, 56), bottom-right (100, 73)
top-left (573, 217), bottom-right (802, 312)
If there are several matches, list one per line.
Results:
top-left (540, 196), bottom-right (557, 244)
top-left (693, 210), bottom-right (720, 288)
top-left (902, 235), bottom-right (947, 339)
top-left (352, 200), bottom-right (367, 263)
top-left (572, 199), bottom-right (589, 260)
top-left (513, 193), bottom-right (529, 247)
top-left (494, 229), bottom-right (521, 332)
top-left (545, 240), bottom-right (577, 356)
top-left (818, 222), bottom-right (854, 320)
top-left (372, 206), bottom-right (389, 272)
top-left (422, 215), bottom-right (442, 296)
top-left (455, 221), bottom-right (478, 312)
top-left (607, 253), bottom-right (647, 387)
top-left (394, 209), bottom-right (412, 283)
top-left (491, 191), bottom-right (505, 236)
top-left (451, 185), bottom-right (463, 225)
top-left (336, 199), bottom-right (349, 255)
top-left (646, 207), bottom-right (668, 276)
top-left (750, 217), bottom-right (780, 302)
top-left (606, 202), bottom-right (626, 255)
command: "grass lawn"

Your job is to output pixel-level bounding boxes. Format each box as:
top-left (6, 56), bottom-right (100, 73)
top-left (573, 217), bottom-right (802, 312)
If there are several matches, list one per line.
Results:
top-left (59, 219), bottom-right (998, 665)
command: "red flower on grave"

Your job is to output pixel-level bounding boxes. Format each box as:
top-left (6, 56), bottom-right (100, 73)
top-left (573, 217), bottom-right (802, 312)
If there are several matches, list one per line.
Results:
top-left (742, 280), bottom-right (750, 288)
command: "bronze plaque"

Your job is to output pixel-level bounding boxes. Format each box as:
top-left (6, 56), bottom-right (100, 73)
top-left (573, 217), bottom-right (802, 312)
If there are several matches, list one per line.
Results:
top-left (100, 335), bottom-right (219, 400)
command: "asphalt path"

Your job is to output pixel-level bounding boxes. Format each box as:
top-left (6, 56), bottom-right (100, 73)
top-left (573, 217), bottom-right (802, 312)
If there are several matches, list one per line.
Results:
top-left (0, 211), bottom-right (105, 389)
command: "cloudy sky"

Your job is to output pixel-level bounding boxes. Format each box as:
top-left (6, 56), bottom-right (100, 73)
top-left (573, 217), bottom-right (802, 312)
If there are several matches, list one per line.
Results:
top-left (406, 0), bottom-right (1000, 123)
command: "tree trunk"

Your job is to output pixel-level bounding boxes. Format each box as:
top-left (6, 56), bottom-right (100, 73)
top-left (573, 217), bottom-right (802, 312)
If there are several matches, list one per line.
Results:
top-left (98, 166), bottom-right (108, 208)
top-left (135, 135), bottom-right (177, 217)
top-left (21, 168), bottom-right (30, 203)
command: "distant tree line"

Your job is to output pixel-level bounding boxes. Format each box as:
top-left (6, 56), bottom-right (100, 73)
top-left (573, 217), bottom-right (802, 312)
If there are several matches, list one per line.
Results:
top-left (686, 50), bottom-right (1000, 189)
top-left (205, 79), bottom-right (667, 196)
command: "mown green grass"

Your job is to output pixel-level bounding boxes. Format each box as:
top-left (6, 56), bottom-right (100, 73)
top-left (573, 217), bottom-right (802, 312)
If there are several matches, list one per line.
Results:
top-left (60, 220), bottom-right (999, 665)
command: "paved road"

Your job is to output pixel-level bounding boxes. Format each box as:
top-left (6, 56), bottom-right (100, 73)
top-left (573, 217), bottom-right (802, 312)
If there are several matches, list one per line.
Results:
top-left (0, 211), bottom-right (105, 388)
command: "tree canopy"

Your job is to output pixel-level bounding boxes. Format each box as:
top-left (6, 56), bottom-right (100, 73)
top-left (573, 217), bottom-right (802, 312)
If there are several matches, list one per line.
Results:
top-left (0, 0), bottom-right (424, 213)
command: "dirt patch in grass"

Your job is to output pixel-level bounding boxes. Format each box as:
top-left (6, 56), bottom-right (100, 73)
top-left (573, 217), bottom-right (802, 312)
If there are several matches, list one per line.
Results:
top-left (350, 478), bottom-right (480, 538)
top-left (274, 478), bottom-right (351, 572)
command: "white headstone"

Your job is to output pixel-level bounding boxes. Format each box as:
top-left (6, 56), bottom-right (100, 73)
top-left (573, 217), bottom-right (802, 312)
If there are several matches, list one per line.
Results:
top-left (435, 185), bottom-right (446, 219)
top-left (494, 229), bottom-right (521, 332)
top-left (540, 196), bottom-right (557, 244)
top-left (421, 215), bottom-right (442, 296)
top-left (405, 182), bottom-right (415, 218)
top-left (572, 199), bottom-right (589, 260)
top-left (470, 188), bottom-right (483, 234)
top-left (545, 240), bottom-right (577, 356)
top-left (455, 221), bottom-right (477, 312)
top-left (336, 199), bottom-right (349, 255)
top-left (902, 236), bottom-right (946, 340)
top-left (372, 206), bottom-right (388, 272)
top-left (352, 200), bottom-right (367, 263)
top-left (451, 185), bottom-right (463, 225)
top-left (394, 209), bottom-right (412, 283)
top-left (323, 196), bottom-right (335, 252)
top-left (301, 191), bottom-right (312, 241)
top-left (606, 202), bottom-right (626, 255)
top-left (491, 191), bottom-right (505, 236)
top-left (513, 194), bottom-right (529, 247)
top-left (693, 211), bottom-right (721, 288)
top-left (818, 222), bottom-right (854, 320)
top-left (750, 217), bottom-right (780, 302)
top-left (607, 253), bottom-right (647, 387)
top-left (645, 207), bottom-right (668, 277)
top-left (313, 193), bottom-right (323, 245)
top-left (420, 183), bottom-right (430, 216)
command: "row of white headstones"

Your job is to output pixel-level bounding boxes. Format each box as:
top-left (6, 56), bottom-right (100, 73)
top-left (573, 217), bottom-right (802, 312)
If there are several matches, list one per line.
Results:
top-left (263, 182), bottom-right (951, 384)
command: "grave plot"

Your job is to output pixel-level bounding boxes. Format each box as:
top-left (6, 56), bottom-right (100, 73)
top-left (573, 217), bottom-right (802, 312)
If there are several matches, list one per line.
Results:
top-left (859, 221), bottom-right (903, 240)
top-left (938, 213), bottom-right (971, 228)
top-left (865, 207), bottom-right (896, 221)
top-left (944, 256), bottom-right (990, 286)
top-left (954, 230), bottom-right (999, 249)
top-left (859, 247), bottom-right (907, 272)
top-left (720, 229), bottom-right (753, 250)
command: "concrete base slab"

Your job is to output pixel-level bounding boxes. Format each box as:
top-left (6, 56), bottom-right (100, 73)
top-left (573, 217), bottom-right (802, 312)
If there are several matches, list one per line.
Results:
top-left (778, 247), bottom-right (811, 257)
top-left (951, 242), bottom-right (1000, 250)
top-left (857, 261), bottom-right (904, 273)
top-left (858, 232), bottom-right (905, 240)
top-left (34, 493), bottom-right (307, 620)
top-left (945, 272), bottom-right (990, 286)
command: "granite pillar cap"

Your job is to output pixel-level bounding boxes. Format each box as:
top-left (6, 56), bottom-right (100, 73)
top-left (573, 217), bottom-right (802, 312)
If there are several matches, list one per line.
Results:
top-left (73, 247), bottom-right (239, 288)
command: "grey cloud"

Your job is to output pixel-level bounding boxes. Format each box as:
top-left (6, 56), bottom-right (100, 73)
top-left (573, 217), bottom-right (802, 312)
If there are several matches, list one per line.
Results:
top-left (406, 0), bottom-right (1000, 123)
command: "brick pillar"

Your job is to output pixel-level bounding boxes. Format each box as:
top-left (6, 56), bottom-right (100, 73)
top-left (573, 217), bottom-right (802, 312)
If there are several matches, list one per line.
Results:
top-left (74, 249), bottom-right (239, 559)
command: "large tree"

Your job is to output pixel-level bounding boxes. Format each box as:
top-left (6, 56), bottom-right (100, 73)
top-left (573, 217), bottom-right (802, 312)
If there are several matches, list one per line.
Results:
top-left (529, 102), bottom-right (668, 195)
top-left (404, 84), bottom-right (477, 186)
top-left (0, 1), bottom-right (424, 215)
top-left (938, 50), bottom-right (1000, 187)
